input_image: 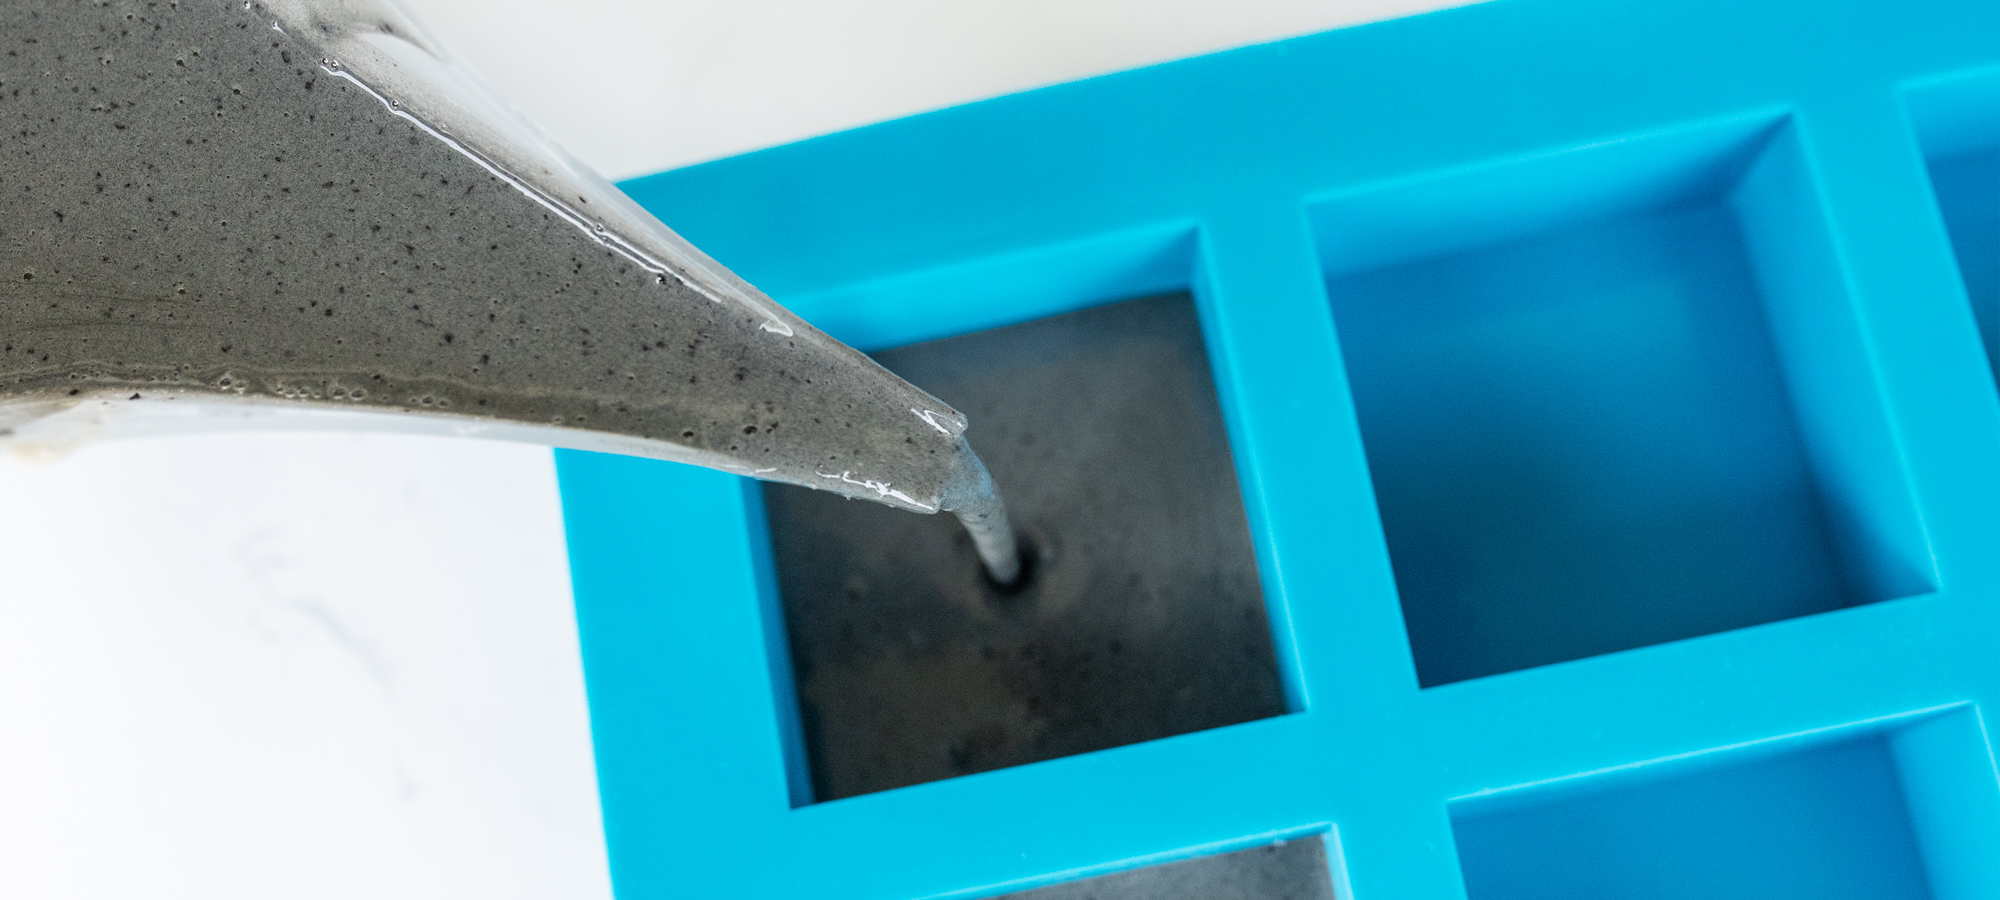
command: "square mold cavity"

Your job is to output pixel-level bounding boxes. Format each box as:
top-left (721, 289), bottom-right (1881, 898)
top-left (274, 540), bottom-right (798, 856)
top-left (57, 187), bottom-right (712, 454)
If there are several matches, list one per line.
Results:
top-left (1311, 113), bottom-right (1935, 687)
top-left (994, 836), bottom-right (1340, 900)
top-left (1450, 706), bottom-right (2000, 900)
top-left (761, 259), bottom-right (1283, 801)
top-left (1906, 68), bottom-right (2000, 379)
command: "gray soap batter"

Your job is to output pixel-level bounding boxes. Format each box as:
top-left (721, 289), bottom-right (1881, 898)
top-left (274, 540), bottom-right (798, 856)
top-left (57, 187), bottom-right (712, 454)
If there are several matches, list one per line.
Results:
top-left (0, 0), bottom-right (1018, 573)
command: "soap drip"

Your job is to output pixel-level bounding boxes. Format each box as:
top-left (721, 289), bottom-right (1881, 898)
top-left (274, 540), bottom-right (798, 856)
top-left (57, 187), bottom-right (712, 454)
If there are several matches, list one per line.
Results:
top-left (955, 490), bottom-right (1022, 587)
top-left (937, 442), bottom-right (1023, 587)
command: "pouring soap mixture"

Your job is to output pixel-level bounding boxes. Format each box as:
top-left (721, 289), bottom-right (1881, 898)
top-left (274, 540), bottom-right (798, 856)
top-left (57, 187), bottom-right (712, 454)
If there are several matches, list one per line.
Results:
top-left (0, 0), bottom-right (1020, 583)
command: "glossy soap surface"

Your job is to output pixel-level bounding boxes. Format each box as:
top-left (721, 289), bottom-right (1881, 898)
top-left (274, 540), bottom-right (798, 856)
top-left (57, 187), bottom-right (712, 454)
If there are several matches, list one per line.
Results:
top-left (0, 0), bottom-right (990, 518)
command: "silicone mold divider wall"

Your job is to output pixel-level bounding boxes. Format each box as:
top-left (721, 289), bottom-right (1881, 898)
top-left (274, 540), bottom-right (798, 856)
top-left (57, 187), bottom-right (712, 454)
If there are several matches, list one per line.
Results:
top-left (553, 0), bottom-right (2000, 897)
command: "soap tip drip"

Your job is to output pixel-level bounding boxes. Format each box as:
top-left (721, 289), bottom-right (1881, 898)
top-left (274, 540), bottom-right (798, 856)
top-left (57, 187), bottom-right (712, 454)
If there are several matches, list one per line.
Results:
top-left (955, 492), bottom-right (1023, 587)
top-left (940, 441), bottom-right (1023, 587)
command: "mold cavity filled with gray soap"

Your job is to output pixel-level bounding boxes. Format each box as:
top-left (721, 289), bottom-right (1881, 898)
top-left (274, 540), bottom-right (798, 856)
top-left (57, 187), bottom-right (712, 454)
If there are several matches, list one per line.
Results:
top-left (764, 294), bottom-right (1283, 801)
top-left (993, 838), bottom-right (1337, 900)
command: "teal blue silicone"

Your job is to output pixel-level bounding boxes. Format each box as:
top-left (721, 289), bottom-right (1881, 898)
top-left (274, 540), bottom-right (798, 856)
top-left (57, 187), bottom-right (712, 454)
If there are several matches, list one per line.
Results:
top-left (555, 0), bottom-right (2000, 896)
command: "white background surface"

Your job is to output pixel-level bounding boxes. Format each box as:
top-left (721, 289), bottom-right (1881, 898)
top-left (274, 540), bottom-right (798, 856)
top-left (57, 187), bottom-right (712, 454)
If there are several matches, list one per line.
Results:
top-left (0, 1), bottom-right (1461, 896)
top-left (409, 0), bottom-right (1468, 180)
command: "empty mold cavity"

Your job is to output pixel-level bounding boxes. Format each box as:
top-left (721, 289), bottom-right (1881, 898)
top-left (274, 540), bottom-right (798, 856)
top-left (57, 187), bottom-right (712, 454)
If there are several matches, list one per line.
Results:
top-left (1451, 706), bottom-right (2000, 900)
top-left (760, 237), bottom-right (1283, 801)
top-left (1906, 68), bottom-right (2000, 380)
top-left (995, 836), bottom-right (1339, 900)
top-left (1311, 114), bottom-right (1935, 686)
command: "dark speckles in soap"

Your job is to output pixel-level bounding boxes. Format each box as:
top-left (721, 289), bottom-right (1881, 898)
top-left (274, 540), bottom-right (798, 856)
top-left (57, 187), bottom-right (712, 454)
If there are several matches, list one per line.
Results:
top-left (0, 0), bottom-right (1012, 528)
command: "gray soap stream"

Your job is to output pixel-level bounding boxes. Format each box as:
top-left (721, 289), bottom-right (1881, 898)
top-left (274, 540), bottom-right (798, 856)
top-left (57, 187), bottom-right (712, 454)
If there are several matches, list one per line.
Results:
top-left (0, 0), bottom-right (1019, 580)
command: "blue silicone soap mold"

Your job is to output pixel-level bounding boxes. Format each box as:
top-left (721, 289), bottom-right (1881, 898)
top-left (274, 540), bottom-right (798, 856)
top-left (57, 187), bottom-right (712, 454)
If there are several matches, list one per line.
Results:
top-left (554, 0), bottom-right (2000, 896)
